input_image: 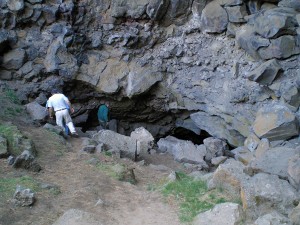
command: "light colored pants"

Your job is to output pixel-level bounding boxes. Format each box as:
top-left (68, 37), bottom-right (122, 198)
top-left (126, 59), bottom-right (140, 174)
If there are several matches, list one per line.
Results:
top-left (55, 109), bottom-right (76, 134)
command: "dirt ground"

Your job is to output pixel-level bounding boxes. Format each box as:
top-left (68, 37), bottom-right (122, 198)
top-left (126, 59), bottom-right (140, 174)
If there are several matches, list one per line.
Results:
top-left (0, 123), bottom-right (189, 225)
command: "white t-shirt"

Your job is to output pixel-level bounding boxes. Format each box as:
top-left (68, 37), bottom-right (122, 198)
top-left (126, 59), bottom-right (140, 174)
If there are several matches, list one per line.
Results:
top-left (47, 93), bottom-right (70, 111)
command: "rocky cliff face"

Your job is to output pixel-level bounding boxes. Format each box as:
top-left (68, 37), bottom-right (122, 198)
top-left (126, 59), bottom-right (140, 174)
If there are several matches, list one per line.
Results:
top-left (0, 0), bottom-right (299, 146)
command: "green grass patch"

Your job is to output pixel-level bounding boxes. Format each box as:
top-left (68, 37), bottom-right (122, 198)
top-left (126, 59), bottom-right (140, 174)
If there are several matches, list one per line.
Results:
top-left (4, 89), bottom-right (21, 104)
top-left (0, 176), bottom-right (40, 204)
top-left (0, 124), bottom-right (26, 156)
top-left (160, 172), bottom-right (240, 223)
top-left (0, 89), bottom-right (23, 119)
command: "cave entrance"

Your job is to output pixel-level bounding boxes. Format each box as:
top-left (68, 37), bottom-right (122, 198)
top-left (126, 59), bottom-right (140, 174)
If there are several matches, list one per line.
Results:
top-left (171, 127), bottom-right (211, 145)
top-left (80, 108), bottom-right (99, 133)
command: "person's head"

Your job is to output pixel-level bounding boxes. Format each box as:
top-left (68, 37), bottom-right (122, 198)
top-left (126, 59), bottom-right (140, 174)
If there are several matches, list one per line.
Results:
top-left (51, 89), bottom-right (59, 95)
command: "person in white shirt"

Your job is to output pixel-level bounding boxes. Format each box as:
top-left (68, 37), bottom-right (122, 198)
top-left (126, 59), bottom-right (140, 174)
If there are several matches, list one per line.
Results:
top-left (47, 89), bottom-right (78, 137)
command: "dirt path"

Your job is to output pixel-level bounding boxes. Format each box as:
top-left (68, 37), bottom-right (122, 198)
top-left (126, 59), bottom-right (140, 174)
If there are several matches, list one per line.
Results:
top-left (1, 127), bottom-right (185, 225)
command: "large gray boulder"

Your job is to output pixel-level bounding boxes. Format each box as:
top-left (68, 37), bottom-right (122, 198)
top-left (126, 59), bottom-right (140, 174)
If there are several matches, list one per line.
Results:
top-left (111, 0), bottom-right (148, 18)
top-left (241, 173), bottom-right (299, 218)
top-left (203, 137), bottom-right (227, 161)
top-left (254, 211), bottom-right (292, 225)
top-left (207, 158), bottom-right (249, 197)
top-left (200, 1), bottom-right (228, 33)
top-left (253, 103), bottom-right (299, 141)
top-left (1, 48), bottom-right (26, 70)
top-left (253, 8), bottom-right (298, 39)
top-left (279, 0), bottom-right (300, 11)
top-left (92, 130), bottom-right (137, 160)
top-left (25, 102), bottom-right (48, 122)
top-left (288, 154), bottom-right (300, 191)
top-left (193, 203), bottom-right (244, 225)
top-left (157, 136), bottom-right (207, 165)
top-left (258, 35), bottom-right (300, 60)
top-left (225, 4), bottom-right (248, 23)
top-left (130, 127), bottom-right (154, 154)
top-left (289, 204), bottom-right (300, 225)
top-left (191, 111), bottom-right (246, 147)
top-left (7, 0), bottom-right (24, 11)
top-left (52, 209), bottom-right (104, 225)
top-left (247, 59), bottom-right (282, 86)
top-left (236, 25), bottom-right (270, 59)
top-left (248, 147), bottom-right (300, 179)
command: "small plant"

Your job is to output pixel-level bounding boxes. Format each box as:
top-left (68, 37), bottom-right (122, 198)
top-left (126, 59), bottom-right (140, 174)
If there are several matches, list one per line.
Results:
top-left (4, 89), bottom-right (20, 104)
top-left (104, 151), bottom-right (112, 157)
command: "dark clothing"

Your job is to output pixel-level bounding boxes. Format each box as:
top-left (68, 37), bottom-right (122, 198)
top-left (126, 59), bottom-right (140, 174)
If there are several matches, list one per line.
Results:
top-left (97, 104), bottom-right (109, 129)
top-left (97, 104), bottom-right (109, 122)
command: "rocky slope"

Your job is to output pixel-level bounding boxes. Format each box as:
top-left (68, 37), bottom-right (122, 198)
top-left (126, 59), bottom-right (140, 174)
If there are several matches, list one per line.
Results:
top-left (0, 0), bottom-right (299, 146)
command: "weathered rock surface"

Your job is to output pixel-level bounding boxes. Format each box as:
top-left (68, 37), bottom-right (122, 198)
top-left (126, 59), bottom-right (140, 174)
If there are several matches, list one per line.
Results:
top-left (13, 185), bottom-right (35, 207)
top-left (193, 202), bottom-right (243, 225)
top-left (157, 136), bottom-right (207, 165)
top-left (241, 173), bottom-right (299, 218)
top-left (52, 209), bottom-right (104, 225)
top-left (92, 130), bottom-right (137, 160)
top-left (25, 102), bottom-right (48, 122)
top-left (253, 103), bottom-right (299, 141)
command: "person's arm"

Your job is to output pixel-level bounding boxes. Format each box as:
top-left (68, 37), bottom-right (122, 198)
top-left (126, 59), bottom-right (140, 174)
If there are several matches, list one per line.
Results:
top-left (66, 100), bottom-right (74, 113)
top-left (48, 107), bottom-right (54, 118)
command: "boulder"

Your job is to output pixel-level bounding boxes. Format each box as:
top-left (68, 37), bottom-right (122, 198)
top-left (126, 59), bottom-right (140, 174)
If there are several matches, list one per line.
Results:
top-left (288, 155), bottom-right (300, 191)
top-left (191, 111), bottom-right (246, 147)
top-left (207, 158), bottom-right (249, 197)
top-left (283, 88), bottom-right (300, 109)
top-left (248, 147), bottom-right (300, 179)
top-left (255, 138), bottom-right (270, 159)
top-left (236, 25), bottom-right (270, 59)
top-left (203, 137), bottom-right (228, 161)
top-left (157, 136), bottom-right (207, 165)
top-left (225, 4), bottom-right (248, 23)
top-left (7, 0), bottom-right (24, 11)
top-left (130, 127), bottom-right (154, 154)
top-left (25, 102), bottom-right (48, 122)
top-left (253, 103), bottom-right (299, 141)
top-left (244, 132), bottom-right (260, 152)
top-left (200, 1), bottom-right (228, 33)
top-left (241, 173), bottom-right (299, 217)
top-left (289, 204), bottom-right (300, 225)
top-left (232, 146), bottom-right (255, 165)
top-left (52, 209), bottom-right (104, 225)
top-left (111, 0), bottom-right (148, 18)
top-left (254, 211), bottom-right (292, 225)
top-left (13, 150), bottom-right (42, 172)
top-left (2, 48), bottom-right (26, 70)
top-left (247, 59), bottom-right (282, 86)
top-left (253, 8), bottom-right (298, 39)
top-left (92, 130), bottom-right (137, 160)
top-left (258, 35), bottom-right (300, 60)
top-left (278, 0), bottom-right (300, 11)
top-left (216, 0), bottom-right (243, 6)
top-left (13, 185), bottom-right (35, 207)
top-left (193, 203), bottom-right (244, 225)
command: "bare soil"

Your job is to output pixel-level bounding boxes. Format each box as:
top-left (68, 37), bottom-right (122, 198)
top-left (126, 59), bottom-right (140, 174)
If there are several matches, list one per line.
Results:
top-left (0, 122), bottom-right (188, 225)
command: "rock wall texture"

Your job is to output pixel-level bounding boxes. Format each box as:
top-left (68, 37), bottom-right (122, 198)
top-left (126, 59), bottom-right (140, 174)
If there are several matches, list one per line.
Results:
top-left (0, 0), bottom-right (299, 146)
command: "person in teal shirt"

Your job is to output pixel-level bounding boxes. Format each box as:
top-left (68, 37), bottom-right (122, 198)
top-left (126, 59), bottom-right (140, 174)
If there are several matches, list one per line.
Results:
top-left (97, 101), bottom-right (109, 129)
